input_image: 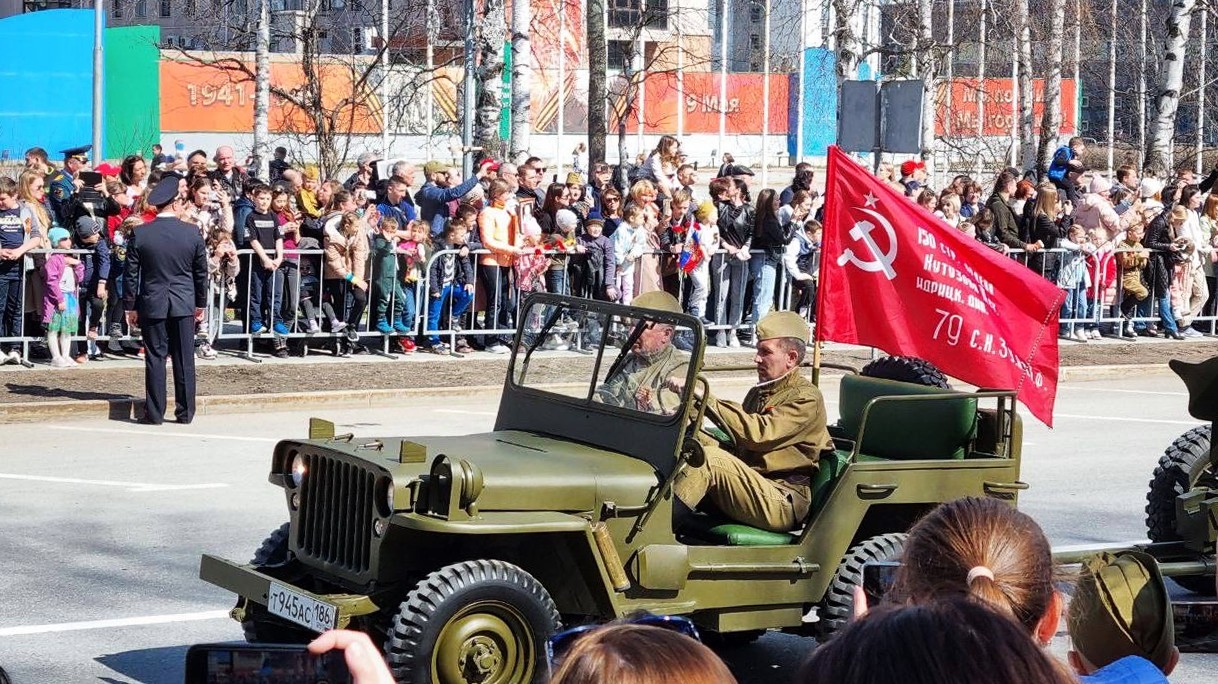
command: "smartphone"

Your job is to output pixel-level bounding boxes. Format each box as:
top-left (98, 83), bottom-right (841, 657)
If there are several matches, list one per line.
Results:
top-left (364, 189), bottom-right (378, 200)
top-left (79, 171), bottom-right (103, 185)
top-left (862, 560), bottom-right (900, 607)
top-left (1173, 599), bottom-right (1218, 653)
top-left (184, 643), bottom-right (352, 684)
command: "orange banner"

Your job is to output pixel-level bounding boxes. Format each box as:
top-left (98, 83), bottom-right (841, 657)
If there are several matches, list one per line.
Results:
top-left (160, 60), bottom-right (382, 134)
top-left (935, 78), bottom-right (1076, 137)
top-left (643, 72), bottom-right (789, 135)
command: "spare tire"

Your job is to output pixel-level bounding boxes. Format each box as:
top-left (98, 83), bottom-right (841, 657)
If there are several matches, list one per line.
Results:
top-left (1145, 425), bottom-right (1215, 595)
top-left (860, 356), bottom-right (951, 389)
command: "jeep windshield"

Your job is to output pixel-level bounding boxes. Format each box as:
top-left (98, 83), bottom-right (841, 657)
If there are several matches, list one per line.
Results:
top-left (508, 294), bottom-right (704, 423)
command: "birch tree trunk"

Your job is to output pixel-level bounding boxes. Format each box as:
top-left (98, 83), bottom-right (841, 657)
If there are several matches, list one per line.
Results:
top-left (587, 0), bottom-right (607, 164)
top-left (252, 0), bottom-right (270, 180)
top-left (1035, 0), bottom-right (1065, 176)
top-left (476, 0), bottom-right (508, 159)
top-left (510, 0), bottom-right (532, 161)
top-left (832, 0), bottom-right (860, 89)
top-left (1017, 0), bottom-right (1036, 170)
top-left (617, 44), bottom-right (637, 191)
top-left (1146, 0), bottom-right (1196, 174)
top-left (918, 0), bottom-right (935, 177)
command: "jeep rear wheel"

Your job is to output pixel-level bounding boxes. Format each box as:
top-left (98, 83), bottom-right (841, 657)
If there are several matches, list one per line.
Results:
top-left (386, 560), bottom-right (560, 684)
top-left (242, 523), bottom-right (314, 644)
top-left (816, 533), bottom-right (907, 640)
top-left (860, 356), bottom-right (951, 389)
top-left (1145, 425), bottom-right (1215, 595)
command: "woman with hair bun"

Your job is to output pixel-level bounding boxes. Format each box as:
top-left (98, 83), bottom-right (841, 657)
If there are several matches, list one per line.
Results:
top-left (548, 623), bottom-right (736, 684)
top-left (892, 496), bottom-right (1062, 645)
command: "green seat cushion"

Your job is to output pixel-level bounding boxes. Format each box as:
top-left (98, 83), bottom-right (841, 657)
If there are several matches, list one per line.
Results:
top-left (702, 523), bottom-right (797, 546)
top-left (838, 375), bottom-right (977, 460)
top-left (811, 449), bottom-right (851, 513)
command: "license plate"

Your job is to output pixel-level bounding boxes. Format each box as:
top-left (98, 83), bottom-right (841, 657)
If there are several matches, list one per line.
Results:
top-left (266, 582), bottom-right (338, 633)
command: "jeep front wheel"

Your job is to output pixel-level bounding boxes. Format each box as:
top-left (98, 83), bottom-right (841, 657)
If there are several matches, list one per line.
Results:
top-left (1145, 425), bottom-right (1215, 595)
top-left (386, 560), bottom-right (561, 684)
top-left (816, 533), bottom-right (907, 640)
top-left (242, 523), bottom-right (314, 644)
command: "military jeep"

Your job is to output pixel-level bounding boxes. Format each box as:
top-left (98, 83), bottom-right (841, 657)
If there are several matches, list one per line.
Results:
top-left (200, 293), bottom-right (1027, 683)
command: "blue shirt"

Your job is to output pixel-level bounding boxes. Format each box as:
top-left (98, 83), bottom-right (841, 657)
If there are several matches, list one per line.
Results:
top-left (1048, 145), bottom-right (1075, 183)
top-left (417, 176), bottom-right (480, 237)
top-left (377, 199), bottom-right (416, 227)
top-left (1080, 656), bottom-right (1169, 684)
top-left (0, 207), bottom-right (24, 280)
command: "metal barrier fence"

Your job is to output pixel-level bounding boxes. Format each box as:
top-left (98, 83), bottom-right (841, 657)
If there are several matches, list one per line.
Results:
top-left (1, 241), bottom-right (1214, 366)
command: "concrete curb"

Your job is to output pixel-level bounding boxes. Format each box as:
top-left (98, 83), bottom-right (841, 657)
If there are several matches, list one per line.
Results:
top-left (0, 363), bottom-right (1175, 424)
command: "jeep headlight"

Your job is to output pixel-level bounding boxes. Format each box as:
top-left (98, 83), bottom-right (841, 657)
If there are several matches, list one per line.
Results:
top-left (290, 453), bottom-right (306, 488)
top-left (375, 476), bottom-right (395, 518)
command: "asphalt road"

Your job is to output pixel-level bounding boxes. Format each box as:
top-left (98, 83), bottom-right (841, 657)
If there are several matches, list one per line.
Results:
top-left (0, 370), bottom-right (1212, 683)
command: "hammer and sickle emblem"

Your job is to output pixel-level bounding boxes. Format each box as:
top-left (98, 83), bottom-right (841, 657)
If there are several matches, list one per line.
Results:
top-left (836, 208), bottom-right (898, 280)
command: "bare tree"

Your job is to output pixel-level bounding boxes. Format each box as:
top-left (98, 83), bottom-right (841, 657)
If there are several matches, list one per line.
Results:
top-left (477, 0), bottom-right (508, 159)
top-left (586, 0), bottom-right (608, 164)
top-left (1035, 0), bottom-right (1066, 174)
top-left (1146, 0), bottom-right (1197, 173)
top-left (1016, 0), bottom-right (1036, 169)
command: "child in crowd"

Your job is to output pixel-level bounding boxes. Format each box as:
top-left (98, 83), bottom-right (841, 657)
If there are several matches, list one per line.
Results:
top-left (784, 217), bottom-right (820, 320)
top-left (73, 215), bottom-right (111, 361)
top-left (514, 218), bottom-right (549, 297)
top-left (972, 206), bottom-right (1007, 254)
top-left (294, 236), bottom-right (326, 334)
top-left (1084, 227), bottom-right (1116, 339)
top-left (1057, 223), bottom-right (1094, 342)
top-left (244, 185), bottom-right (285, 335)
top-left (684, 200), bottom-right (720, 322)
top-left (393, 219), bottom-right (430, 352)
top-left (106, 216), bottom-right (140, 353)
top-left (1118, 221), bottom-right (1150, 338)
top-left (272, 189), bottom-right (302, 334)
top-left (425, 215), bottom-right (476, 354)
top-left (613, 204), bottom-right (649, 305)
top-left (43, 227), bottom-right (84, 368)
top-left (371, 216), bottom-right (404, 337)
top-left (201, 225), bottom-right (239, 359)
top-left (573, 217), bottom-right (617, 302)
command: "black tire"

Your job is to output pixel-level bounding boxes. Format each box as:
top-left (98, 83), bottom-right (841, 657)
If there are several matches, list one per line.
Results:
top-left (860, 356), bottom-right (951, 389)
top-left (817, 533), bottom-right (907, 639)
top-left (1145, 425), bottom-right (1216, 595)
top-left (386, 560), bottom-right (561, 684)
top-left (241, 523), bottom-right (314, 644)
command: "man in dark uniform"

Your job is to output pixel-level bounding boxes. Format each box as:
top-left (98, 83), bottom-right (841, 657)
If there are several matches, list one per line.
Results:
top-left (124, 176), bottom-right (208, 425)
top-left (48, 145), bottom-right (90, 226)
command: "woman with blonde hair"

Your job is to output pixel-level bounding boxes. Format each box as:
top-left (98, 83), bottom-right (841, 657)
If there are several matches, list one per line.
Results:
top-left (643, 135), bottom-right (682, 199)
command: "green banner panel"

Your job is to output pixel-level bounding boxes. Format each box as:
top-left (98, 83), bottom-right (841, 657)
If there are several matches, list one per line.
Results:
top-left (104, 25), bottom-right (161, 160)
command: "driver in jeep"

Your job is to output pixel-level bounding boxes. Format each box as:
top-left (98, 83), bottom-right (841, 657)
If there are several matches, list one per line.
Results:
top-left (673, 311), bottom-right (834, 533)
top-left (594, 291), bottom-right (689, 415)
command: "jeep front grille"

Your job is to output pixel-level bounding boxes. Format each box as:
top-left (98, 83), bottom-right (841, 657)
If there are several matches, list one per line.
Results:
top-left (295, 453), bottom-right (376, 574)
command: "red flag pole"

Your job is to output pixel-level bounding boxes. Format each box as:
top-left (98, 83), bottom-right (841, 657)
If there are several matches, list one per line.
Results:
top-left (810, 146), bottom-right (844, 386)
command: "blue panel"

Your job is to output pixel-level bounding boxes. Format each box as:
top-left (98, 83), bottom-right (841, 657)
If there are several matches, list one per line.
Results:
top-left (787, 47), bottom-right (838, 158)
top-left (0, 10), bottom-right (96, 160)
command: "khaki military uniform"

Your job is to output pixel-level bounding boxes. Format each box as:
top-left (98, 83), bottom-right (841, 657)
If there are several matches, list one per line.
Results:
top-left (674, 370), bottom-right (833, 532)
top-left (594, 345), bottom-right (688, 415)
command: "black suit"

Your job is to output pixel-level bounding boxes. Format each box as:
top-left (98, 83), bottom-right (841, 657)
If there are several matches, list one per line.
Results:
top-left (124, 214), bottom-right (208, 424)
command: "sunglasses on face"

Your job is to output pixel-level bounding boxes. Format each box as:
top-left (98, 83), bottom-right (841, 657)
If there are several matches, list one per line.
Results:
top-left (546, 614), bottom-right (700, 671)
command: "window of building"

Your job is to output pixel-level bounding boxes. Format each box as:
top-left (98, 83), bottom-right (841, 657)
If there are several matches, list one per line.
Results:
top-left (113, 0), bottom-right (122, 16)
top-left (184, 0), bottom-right (195, 13)
top-left (749, 4), bottom-right (761, 23)
top-left (749, 33), bottom-right (760, 50)
top-left (607, 40), bottom-right (631, 70)
top-left (352, 27), bottom-right (363, 51)
top-left (135, 0), bottom-right (146, 16)
top-left (608, 0), bottom-right (667, 29)
top-left (160, 0), bottom-right (170, 16)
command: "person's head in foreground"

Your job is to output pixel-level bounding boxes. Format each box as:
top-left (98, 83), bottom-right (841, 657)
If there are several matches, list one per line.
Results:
top-left (1067, 550), bottom-right (1178, 678)
top-left (893, 496), bottom-right (1062, 645)
top-left (797, 599), bottom-right (1076, 684)
top-left (547, 621), bottom-right (736, 684)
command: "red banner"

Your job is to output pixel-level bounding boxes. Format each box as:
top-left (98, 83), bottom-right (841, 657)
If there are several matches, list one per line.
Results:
top-left (816, 146), bottom-right (1063, 426)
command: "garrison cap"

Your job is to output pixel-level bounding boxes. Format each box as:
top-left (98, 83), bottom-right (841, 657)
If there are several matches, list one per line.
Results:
top-left (756, 311), bottom-right (810, 344)
top-left (630, 291), bottom-right (682, 314)
top-left (148, 175), bottom-right (181, 207)
top-left (1067, 550), bottom-right (1175, 672)
top-left (566, 172), bottom-right (583, 185)
top-left (60, 144), bottom-right (91, 160)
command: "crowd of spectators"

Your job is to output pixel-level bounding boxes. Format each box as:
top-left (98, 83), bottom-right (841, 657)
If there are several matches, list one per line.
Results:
top-left (0, 136), bottom-right (1214, 369)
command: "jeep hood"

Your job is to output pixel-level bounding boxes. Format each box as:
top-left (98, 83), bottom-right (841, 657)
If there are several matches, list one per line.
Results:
top-left (401, 430), bottom-right (660, 512)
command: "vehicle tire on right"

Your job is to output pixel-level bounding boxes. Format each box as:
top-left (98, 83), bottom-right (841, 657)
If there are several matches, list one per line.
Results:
top-left (1145, 425), bottom-right (1215, 595)
top-left (816, 533), bottom-right (907, 640)
top-left (241, 523), bottom-right (315, 644)
top-left (859, 356), bottom-right (951, 389)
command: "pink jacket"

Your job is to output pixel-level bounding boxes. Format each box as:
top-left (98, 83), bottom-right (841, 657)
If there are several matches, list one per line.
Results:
top-left (43, 253), bottom-right (84, 323)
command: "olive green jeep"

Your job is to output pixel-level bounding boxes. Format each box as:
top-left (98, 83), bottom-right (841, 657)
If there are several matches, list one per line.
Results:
top-left (199, 293), bottom-right (1027, 683)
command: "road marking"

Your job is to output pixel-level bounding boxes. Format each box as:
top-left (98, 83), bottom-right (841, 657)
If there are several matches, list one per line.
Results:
top-left (1059, 386), bottom-right (1187, 397)
top-left (433, 409), bottom-right (497, 416)
top-left (1055, 413), bottom-right (1203, 426)
top-left (0, 473), bottom-right (229, 492)
top-left (0, 610), bottom-right (230, 637)
top-left (45, 424), bottom-right (278, 443)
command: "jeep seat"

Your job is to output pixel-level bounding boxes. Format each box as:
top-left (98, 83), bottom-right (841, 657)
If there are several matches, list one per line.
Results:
top-left (837, 375), bottom-right (977, 460)
top-left (680, 449), bottom-right (850, 546)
